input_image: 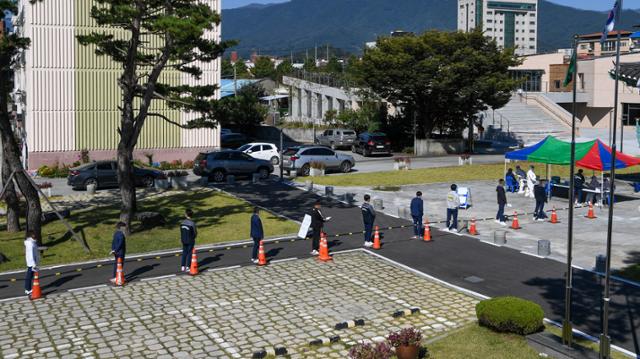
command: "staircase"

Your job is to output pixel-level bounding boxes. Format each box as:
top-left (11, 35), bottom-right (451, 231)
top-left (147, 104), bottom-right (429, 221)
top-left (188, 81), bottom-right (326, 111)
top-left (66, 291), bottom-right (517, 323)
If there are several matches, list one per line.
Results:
top-left (484, 95), bottom-right (571, 146)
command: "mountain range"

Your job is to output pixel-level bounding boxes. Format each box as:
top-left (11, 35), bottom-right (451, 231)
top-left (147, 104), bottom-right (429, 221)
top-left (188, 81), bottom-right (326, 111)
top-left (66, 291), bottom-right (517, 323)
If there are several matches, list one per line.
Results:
top-left (221, 0), bottom-right (640, 56)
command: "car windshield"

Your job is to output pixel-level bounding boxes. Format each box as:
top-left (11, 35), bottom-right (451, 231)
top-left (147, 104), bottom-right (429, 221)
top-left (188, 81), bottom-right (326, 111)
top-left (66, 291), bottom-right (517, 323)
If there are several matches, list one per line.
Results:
top-left (237, 144), bottom-right (251, 151)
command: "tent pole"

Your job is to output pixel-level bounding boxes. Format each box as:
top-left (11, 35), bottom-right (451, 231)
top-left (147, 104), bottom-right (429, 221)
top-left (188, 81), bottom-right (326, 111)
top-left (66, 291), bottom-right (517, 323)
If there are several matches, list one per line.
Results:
top-left (562, 34), bottom-right (579, 347)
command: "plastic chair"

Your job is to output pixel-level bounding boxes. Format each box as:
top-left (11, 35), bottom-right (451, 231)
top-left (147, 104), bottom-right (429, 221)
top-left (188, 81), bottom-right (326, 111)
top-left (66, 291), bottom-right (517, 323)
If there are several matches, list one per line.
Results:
top-left (505, 176), bottom-right (518, 193)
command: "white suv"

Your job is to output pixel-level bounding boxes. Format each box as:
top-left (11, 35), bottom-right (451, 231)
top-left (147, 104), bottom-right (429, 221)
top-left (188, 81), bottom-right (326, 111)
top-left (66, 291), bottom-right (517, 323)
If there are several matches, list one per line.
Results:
top-left (237, 142), bottom-right (280, 165)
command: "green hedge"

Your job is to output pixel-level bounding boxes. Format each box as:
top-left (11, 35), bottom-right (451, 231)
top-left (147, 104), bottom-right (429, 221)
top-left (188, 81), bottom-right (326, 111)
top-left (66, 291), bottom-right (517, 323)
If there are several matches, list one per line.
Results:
top-left (475, 296), bottom-right (544, 335)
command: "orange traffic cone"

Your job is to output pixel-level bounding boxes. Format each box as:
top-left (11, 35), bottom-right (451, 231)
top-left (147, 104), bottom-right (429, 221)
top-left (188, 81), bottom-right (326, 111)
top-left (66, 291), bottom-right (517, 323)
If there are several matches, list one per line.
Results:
top-left (469, 218), bottom-right (478, 235)
top-left (318, 232), bottom-right (333, 262)
top-left (586, 203), bottom-right (596, 219)
top-left (30, 270), bottom-right (42, 300)
top-left (115, 257), bottom-right (126, 286)
top-left (257, 240), bottom-right (268, 266)
top-left (550, 207), bottom-right (559, 224)
top-left (189, 248), bottom-right (199, 276)
top-left (372, 226), bottom-right (381, 250)
top-left (423, 219), bottom-right (431, 242)
top-left (511, 212), bottom-right (521, 230)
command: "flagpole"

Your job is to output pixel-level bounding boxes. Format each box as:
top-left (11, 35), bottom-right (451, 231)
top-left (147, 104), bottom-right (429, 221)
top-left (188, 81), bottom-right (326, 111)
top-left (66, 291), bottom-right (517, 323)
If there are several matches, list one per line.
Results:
top-left (599, 24), bottom-right (622, 359)
top-left (562, 34), bottom-right (579, 347)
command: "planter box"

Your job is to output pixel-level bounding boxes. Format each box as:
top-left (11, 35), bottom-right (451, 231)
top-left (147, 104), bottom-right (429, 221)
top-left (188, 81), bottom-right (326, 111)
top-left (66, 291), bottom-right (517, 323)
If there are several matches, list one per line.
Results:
top-left (394, 161), bottom-right (411, 171)
top-left (155, 179), bottom-right (170, 191)
top-left (171, 176), bottom-right (189, 190)
top-left (310, 168), bottom-right (325, 177)
top-left (86, 184), bottom-right (97, 195)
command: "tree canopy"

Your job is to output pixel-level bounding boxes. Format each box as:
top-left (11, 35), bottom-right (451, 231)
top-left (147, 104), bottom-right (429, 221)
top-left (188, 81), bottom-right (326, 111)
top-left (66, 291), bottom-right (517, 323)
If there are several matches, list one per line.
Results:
top-left (360, 29), bottom-right (520, 138)
top-left (252, 56), bottom-right (276, 80)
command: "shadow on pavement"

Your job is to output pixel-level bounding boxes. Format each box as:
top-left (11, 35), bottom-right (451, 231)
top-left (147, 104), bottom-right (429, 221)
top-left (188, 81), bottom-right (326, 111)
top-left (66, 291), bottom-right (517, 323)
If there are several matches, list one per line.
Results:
top-left (43, 273), bottom-right (82, 289)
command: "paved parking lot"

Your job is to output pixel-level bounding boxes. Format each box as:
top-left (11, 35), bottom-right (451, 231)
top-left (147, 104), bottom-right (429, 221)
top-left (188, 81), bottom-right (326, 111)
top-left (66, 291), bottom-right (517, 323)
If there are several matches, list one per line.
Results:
top-left (0, 251), bottom-right (478, 359)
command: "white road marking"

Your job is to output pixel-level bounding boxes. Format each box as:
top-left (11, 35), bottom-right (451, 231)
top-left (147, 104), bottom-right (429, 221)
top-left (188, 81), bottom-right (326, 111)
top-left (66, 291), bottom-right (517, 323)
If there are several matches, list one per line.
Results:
top-left (140, 274), bottom-right (176, 282)
top-left (68, 284), bottom-right (107, 292)
top-left (271, 257), bottom-right (298, 264)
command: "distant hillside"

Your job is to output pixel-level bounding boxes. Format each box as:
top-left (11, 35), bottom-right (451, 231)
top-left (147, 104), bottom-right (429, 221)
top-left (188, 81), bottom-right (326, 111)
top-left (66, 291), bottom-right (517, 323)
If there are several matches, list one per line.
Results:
top-left (221, 0), bottom-right (640, 56)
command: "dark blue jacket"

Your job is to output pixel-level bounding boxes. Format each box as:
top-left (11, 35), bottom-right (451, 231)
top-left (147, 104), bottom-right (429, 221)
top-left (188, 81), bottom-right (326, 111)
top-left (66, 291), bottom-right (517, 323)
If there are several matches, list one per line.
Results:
top-left (361, 202), bottom-right (376, 225)
top-left (251, 214), bottom-right (264, 239)
top-left (180, 219), bottom-right (197, 245)
top-left (111, 230), bottom-right (126, 257)
top-left (410, 197), bottom-right (423, 217)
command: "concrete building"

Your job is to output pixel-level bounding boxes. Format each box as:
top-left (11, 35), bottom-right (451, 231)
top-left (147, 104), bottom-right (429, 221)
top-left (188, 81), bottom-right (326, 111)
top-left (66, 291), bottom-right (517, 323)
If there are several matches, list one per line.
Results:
top-left (11, 0), bottom-right (221, 168)
top-left (577, 31), bottom-right (635, 59)
top-left (458, 0), bottom-right (538, 55)
top-left (511, 51), bottom-right (640, 131)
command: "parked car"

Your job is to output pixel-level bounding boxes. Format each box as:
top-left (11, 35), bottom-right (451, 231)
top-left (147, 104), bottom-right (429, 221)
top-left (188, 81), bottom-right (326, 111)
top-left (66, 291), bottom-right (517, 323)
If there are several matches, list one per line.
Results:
top-left (193, 150), bottom-right (274, 182)
top-left (220, 133), bottom-right (248, 149)
top-left (281, 145), bottom-right (355, 176)
top-left (316, 128), bottom-right (357, 150)
top-left (352, 132), bottom-right (392, 157)
top-left (237, 142), bottom-right (280, 165)
top-left (220, 128), bottom-right (232, 135)
top-left (67, 161), bottom-right (166, 190)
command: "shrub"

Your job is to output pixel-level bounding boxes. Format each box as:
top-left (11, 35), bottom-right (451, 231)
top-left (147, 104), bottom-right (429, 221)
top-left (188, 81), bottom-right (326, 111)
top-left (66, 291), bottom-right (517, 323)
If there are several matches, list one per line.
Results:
top-left (475, 296), bottom-right (544, 335)
top-left (348, 341), bottom-right (392, 359)
top-left (387, 327), bottom-right (422, 347)
top-left (183, 160), bottom-right (195, 169)
top-left (37, 163), bottom-right (70, 178)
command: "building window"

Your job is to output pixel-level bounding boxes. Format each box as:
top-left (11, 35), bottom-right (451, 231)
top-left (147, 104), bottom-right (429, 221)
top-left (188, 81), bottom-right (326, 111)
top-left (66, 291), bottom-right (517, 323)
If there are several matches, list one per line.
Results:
top-left (602, 40), bottom-right (616, 52)
top-left (529, 30), bottom-right (535, 33)
top-left (529, 46), bottom-right (535, 49)
top-left (530, 13), bottom-right (535, 16)
top-left (529, 38), bottom-right (535, 41)
top-left (486, 28), bottom-right (493, 31)
top-left (530, 21), bottom-right (535, 25)
top-left (554, 80), bottom-right (561, 89)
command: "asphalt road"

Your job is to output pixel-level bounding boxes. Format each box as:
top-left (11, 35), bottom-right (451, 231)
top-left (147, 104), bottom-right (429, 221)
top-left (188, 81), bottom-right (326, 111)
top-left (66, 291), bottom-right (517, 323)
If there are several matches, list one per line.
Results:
top-left (1, 180), bottom-right (638, 355)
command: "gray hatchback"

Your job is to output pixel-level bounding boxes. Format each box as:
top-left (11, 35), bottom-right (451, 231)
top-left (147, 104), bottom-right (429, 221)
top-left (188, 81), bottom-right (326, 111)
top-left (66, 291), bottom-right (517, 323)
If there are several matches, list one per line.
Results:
top-left (281, 146), bottom-right (355, 176)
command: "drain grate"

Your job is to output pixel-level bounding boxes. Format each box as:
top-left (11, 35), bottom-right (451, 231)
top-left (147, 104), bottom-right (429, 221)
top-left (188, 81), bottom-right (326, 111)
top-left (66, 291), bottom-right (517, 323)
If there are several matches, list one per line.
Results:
top-left (464, 276), bottom-right (484, 283)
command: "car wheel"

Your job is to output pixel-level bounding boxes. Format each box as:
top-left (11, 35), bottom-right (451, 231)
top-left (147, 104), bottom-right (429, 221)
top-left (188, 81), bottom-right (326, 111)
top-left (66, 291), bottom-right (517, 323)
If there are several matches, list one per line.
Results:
top-left (300, 164), bottom-right (311, 177)
top-left (340, 161), bottom-right (352, 173)
top-left (258, 167), bottom-right (270, 179)
top-left (211, 170), bottom-right (225, 182)
top-left (84, 178), bottom-right (98, 190)
top-left (351, 145), bottom-right (356, 153)
top-left (270, 156), bottom-right (280, 165)
top-left (142, 176), bottom-right (154, 188)
top-left (363, 148), bottom-right (370, 157)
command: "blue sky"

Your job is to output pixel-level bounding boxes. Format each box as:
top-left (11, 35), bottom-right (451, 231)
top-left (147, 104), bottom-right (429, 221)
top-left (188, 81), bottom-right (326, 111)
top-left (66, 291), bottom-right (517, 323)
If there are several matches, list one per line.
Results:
top-left (222, 0), bottom-right (639, 10)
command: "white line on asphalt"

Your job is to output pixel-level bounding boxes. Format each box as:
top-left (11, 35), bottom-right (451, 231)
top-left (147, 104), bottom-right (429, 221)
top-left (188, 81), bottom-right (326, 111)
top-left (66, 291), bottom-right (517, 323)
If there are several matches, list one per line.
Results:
top-left (208, 265), bottom-right (241, 272)
top-left (68, 284), bottom-right (107, 292)
top-left (140, 274), bottom-right (176, 282)
top-left (0, 296), bottom-right (25, 303)
top-left (364, 249), bottom-right (636, 358)
top-left (271, 258), bottom-right (298, 264)
top-left (519, 251), bottom-right (547, 259)
top-left (479, 240), bottom-right (503, 247)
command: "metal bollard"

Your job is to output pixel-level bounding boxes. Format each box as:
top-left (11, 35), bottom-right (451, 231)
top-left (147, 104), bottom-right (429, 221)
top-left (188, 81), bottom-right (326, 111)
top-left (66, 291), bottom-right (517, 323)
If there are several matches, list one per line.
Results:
top-left (494, 230), bottom-right (506, 245)
top-left (537, 240), bottom-right (551, 257)
top-left (373, 198), bottom-right (383, 210)
top-left (325, 186), bottom-right (334, 197)
top-left (252, 173), bottom-right (261, 184)
top-left (305, 180), bottom-right (313, 191)
top-left (595, 255), bottom-right (606, 273)
top-left (397, 207), bottom-right (407, 219)
top-left (226, 175), bottom-right (235, 185)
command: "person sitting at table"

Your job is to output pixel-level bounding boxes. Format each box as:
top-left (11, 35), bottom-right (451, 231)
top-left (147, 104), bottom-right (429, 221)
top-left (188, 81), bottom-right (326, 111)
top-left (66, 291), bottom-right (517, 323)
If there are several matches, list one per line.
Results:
top-left (584, 175), bottom-right (601, 206)
top-left (505, 168), bottom-right (518, 192)
top-left (515, 166), bottom-right (526, 194)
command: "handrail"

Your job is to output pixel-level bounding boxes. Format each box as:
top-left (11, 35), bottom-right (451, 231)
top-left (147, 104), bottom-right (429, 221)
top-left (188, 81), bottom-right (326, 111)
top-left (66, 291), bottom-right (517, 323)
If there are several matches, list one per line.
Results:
top-left (524, 93), bottom-right (574, 129)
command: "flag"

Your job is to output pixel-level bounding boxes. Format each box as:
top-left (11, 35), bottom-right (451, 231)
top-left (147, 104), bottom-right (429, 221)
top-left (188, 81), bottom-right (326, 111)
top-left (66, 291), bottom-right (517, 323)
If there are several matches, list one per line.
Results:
top-left (600, 0), bottom-right (622, 44)
top-left (563, 50), bottom-right (577, 87)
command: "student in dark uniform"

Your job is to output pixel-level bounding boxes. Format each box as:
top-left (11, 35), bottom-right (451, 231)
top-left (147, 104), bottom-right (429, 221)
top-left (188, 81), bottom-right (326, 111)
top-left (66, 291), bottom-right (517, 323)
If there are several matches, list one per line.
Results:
top-left (250, 207), bottom-right (264, 264)
top-left (361, 194), bottom-right (376, 247)
top-left (410, 191), bottom-right (423, 239)
top-left (110, 222), bottom-right (126, 283)
top-left (496, 179), bottom-right (507, 225)
top-left (534, 179), bottom-right (548, 221)
top-left (310, 201), bottom-right (329, 255)
top-left (180, 209), bottom-right (197, 272)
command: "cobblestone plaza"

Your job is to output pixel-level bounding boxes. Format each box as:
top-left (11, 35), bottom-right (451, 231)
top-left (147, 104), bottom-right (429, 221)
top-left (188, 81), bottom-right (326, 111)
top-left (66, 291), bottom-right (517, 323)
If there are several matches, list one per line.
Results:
top-left (0, 251), bottom-right (479, 358)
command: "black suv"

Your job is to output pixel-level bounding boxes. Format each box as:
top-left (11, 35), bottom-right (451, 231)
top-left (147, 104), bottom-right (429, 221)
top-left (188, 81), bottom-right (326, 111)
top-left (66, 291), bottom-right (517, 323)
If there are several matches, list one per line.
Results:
top-left (352, 132), bottom-right (392, 157)
top-left (67, 161), bottom-right (166, 190)
top-left (193, 150), bottom-right (274, 182)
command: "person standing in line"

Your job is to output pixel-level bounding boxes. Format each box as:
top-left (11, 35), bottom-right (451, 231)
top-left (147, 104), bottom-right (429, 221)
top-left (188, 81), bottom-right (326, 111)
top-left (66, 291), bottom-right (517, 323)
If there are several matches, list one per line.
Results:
top-left (410, 191), bottom-right (424, 239)
top-left (585, 175), bottom-right (601, 206)
top-left (534, 179), bottom-right (548, 221)
top-left (361, 195), bottom-right (376, 247)
top-left (446, 184), bottom-right (460, 232)
top-left (496, 179), bottom-right (507, 226)
top-left (526, 165), bottom-right (537, 198)
top-left (574, 169), bottom-right (585, 207)
top-left (515, 165), bottom-right (527, 194)
top-left (250, 207), bottom-right (264, 264)
top-left (310, 201), bottom-right (330, 255)
top-left (180, 209), bottom-right (197, 272)
top-left (110, 222), bottom-right (127, 283)
top-left (24, 231), bottom-right (39, 296)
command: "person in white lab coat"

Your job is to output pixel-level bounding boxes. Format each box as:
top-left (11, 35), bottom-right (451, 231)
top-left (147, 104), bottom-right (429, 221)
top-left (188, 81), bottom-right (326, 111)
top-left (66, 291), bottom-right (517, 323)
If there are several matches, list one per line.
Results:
top-left (24, 231), bottom-right (39, 296)
top-left (526, 166), bottom-right (537, 198)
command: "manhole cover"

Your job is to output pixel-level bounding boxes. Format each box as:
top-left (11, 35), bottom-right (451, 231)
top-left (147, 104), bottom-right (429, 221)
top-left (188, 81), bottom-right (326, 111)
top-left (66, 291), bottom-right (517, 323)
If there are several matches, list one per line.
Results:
top-left (464, 276), bottom-right (484, 283)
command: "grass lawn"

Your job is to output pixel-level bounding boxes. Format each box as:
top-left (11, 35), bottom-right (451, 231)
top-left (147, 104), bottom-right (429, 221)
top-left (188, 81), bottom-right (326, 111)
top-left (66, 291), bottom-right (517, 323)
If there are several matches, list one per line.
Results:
top-left (298, 163), bottom-right (640, 188)
top-left (427, 324), bottom-right (626, 359)
top-left (0, 189), bottom-right (298, 272)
